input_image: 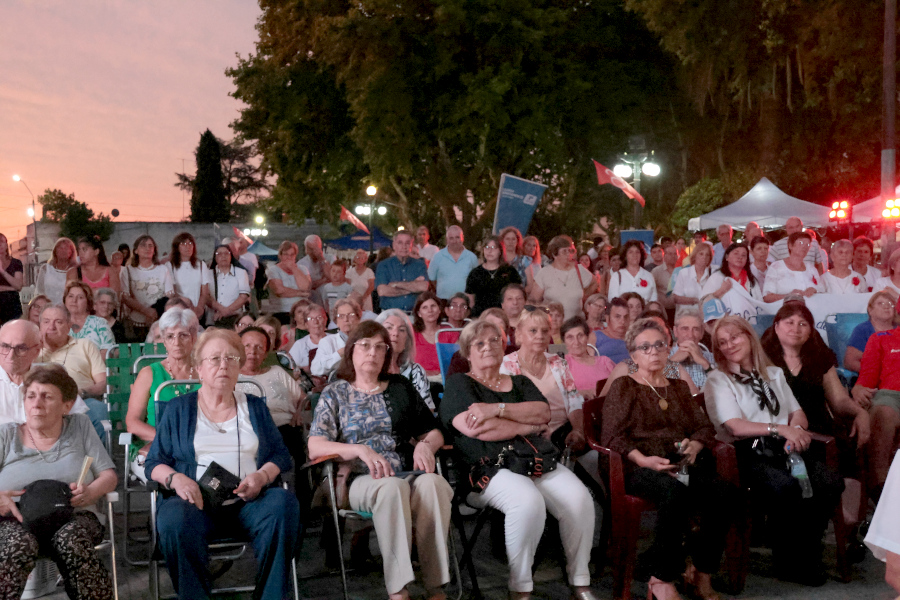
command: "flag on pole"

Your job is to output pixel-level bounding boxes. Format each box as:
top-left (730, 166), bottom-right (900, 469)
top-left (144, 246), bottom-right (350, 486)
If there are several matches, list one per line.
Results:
top-left (592, 159), bottom-right (645, 207)
top-left (232, 226), bottom-right (253, 245)
top-left (340, 205), bottom-right (370, 234)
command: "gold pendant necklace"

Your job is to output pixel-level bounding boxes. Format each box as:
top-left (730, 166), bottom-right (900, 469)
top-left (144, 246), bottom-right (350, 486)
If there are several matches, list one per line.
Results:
top-left (640, 375), bottom-right (669, 410)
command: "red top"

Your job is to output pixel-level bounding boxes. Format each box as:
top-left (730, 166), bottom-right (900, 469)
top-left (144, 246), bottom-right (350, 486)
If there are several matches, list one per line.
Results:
top-left (857, 328), bottom-right (900, 391)
top-left (414, 330), bottom-right (440, 374)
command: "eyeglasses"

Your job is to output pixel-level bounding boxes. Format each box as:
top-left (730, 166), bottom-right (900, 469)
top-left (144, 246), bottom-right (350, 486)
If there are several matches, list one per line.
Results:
top-left (306, 315), bottom-right (325, 322)
top-left (448, 302), bottom-right (469, 310)
top-left (164, 332), bottom-right (192, 343)
top-left (354, 341), bottom-right (389, 354)
top-left (874, 300), bottom-right (895, 309)
top-left (178, 241), bottom-right (194, 246)
top-left (336, 312), bottom-right (358, 320)
top-left (484, 245), bottom-right (500, 251)
top-left (717, 333), bottom-right (747, 349)
top-left (523, 305), bottom-right (550, 314)
top-left (634, 341), bottom-right (669, 355)
top-left (470, 336), bottom-right (502, 352)
top-left (201, 355), bottom-right (241, 368)
top-left (560, 248), bottom-right (577, 255)
top-left (0, 343), bottom-right (36, 357)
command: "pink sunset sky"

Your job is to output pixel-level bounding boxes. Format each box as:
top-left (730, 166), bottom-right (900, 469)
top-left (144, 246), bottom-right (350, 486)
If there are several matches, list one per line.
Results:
top-left (0, 1), bottom-right (262, 242)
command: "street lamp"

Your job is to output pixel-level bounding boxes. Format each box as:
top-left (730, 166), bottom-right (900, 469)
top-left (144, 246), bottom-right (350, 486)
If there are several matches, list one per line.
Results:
top-left (613, 137), bottom-right (660, 228)
top-left (356, 185), bottom-right (385, 253)
top-left (12, 175), bottom-right (38, 252)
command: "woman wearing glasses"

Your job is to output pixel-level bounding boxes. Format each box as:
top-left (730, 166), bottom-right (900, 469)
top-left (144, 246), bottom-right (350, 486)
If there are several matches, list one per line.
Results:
top-left (308, 320), bottom-right (452, 600)
top-left (441, 319), bottom-right (598, 600)
top-left (843, 291), bottom-right (897, 372)
top-left (311, 298), bottom-right (361, 377)
top-left (601, 318), bottom-right (736, 600)
top-left (125, 307), bottom-right (201, 481)
top-left (288, 303), bottom-right (328, 373)
top-left (465, 235), bottom-right (521, 317)
top-left (531, 235), bottom-right (597, 320)
top-left (146, 328), bottom-right (299, 600)
top-left (167, 232), bottom-right (212, 322)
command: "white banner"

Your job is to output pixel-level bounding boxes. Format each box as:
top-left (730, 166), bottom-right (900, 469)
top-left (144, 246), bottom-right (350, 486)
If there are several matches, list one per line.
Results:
top-left (719, 284), bottom-right (870, 345)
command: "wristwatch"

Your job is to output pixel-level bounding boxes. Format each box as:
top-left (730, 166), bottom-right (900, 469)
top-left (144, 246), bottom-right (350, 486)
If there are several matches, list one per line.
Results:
top-left (498, 403), bottom-right (507, 418)
top-left (165, 472), bottom-right (177, 490)
top-left (767, 423), bottom-right (779, 437)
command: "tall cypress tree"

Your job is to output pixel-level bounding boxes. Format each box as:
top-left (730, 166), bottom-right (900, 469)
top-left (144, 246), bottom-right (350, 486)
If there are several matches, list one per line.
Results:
top-left (190, 129), bottom-right (229, 222)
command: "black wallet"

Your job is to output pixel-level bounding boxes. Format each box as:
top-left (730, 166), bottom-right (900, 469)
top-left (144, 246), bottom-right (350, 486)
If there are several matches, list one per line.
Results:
top-left (197, 461), bottom-right (242, 510)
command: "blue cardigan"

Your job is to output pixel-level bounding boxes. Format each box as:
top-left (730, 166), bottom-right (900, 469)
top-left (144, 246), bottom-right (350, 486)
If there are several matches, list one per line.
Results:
top-left (144, 391), bottom-right (293, 484)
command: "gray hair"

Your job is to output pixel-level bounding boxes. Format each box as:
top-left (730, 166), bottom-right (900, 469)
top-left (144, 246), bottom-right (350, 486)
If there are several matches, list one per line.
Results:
top-left (41, 304), bottom-right (71, 323)
top-left (304, 234), bottom-right (322, 249)
top-left (446, 225), bottom-right (463, 237)
top-left (831, 239), bottom-right (853, 254)
top-left (158, 307), bottom-right (200, 336)
top-left (624, 317), bottom-right (670, 353)
top-left (94, 287), bottom-right (118, 309)
top-left (375, 309), bottom-right (416, 367)
top-left (674, 309), bottom-right (703, 326)
top-left (458, 319), bottom-right (503, 360)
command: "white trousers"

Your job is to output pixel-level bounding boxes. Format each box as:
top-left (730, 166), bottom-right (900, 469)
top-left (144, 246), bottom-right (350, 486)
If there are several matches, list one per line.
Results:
top-left (349, 473), bottom-right (453, 595)
top-left (467, 465), bottom-right (594, 592)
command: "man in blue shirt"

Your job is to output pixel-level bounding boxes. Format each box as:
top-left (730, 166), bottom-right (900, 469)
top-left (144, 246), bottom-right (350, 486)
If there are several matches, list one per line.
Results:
top-left (375, 230), bottom-right (429, 311)
top-left (594, 298), bottom-right (630, 364)
top-left (427, 225), bottom-right (479, 300)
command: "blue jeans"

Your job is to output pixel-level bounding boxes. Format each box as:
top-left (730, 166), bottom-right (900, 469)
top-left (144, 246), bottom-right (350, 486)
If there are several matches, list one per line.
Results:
top-left (156, 486), bottom-right (300, 600)
top-left (82, 397), bottom-right (108, 444)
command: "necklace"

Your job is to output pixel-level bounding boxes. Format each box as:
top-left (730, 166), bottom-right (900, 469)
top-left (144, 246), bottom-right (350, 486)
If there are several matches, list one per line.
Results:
top-left (784, 355), bottom-right (802, 375)
top-left (640, 375), bottom-right (670, 410)
top-left (470, 373), bottom-right (504, 390)
top-left (352, 382), bottom-right (382, 394)
top-left (25, 426), bottom-right (62, 463)
top-left (198, 393), bottom-right (236, 434)
top-left (520, 354), bottom-right (547, 379)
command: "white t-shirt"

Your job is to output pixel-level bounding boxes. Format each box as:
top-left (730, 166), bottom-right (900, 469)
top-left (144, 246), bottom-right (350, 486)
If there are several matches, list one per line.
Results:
top-left (311, 332), bottom-right (346, 376)
top-left (822, 270), bottom-right (867, 294)
top-left (236, 367), bottom-right (304, 428)
top-left (672, 265), bottom-right (711, 304)
top-left (194, 393), bottom-right (258, 487)
top-left (865, 451), bottom-right (900, 560)
top-left (347, 267), bottom-right (375, 311)
top-left (702, 367), bottom-right (802, 443)
top-left (122, 264), bottom-right (175, 325)
top-left (0, 366), bottom-right (89, 425)
top-left (266, 263), bottom-right (311, 313)
top-left (35, 263), bottom-right (70, 305)
top-left (417, 243), bottom-right (439, 262)
top-left (762, 260), bottom-right (823, 297)
top-left (239, 252), bottom-right (259, 284)
top-left (168, 261), bottom-right (212, 307)
top-left (288, 335), bottom-right (320, 369)
top-left (212, 266), bottom-right (251, 309)
top-left (873, 276), bottom-right (900, 297)
top-left (608, 267), bottom-right (658, 303)
top-left (701, 270), bottom-right (763, 300)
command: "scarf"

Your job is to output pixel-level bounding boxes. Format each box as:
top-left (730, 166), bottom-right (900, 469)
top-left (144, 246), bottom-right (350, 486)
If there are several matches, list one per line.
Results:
top-left (731, 368), bottom-right (780, 416)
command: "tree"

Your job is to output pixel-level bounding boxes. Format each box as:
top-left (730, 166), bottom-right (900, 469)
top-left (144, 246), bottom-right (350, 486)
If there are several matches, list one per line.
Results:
top-left (189, 129), bottom-right (230, 222)
top-left (176, 135), bottom-right (270, 219)
top-left (38, 189), bottom-right (114, 242)
top-left (227, 0), bottom-right (681, 237)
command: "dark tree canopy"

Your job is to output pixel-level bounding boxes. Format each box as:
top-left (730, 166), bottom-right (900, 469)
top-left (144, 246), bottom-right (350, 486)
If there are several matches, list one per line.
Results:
top-left (190, 129), bottom-right (230, 223)
top-left (38, 189), bottom-right (114, 242)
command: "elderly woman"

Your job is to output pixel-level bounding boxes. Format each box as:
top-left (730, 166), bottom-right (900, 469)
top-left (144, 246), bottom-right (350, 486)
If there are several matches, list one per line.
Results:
top-left (167, 232), bottom-right (211, 322)
top-left (288, 303), bottom-right (328, 373)
top-left (608, 240), bottom-right (657, 304)
top-left (874, 248), bottom-right (900, 300)
top-left (280, 299), bottom-right (312, 352)
top-left (601, 319), bottom-right (737, 600)
top-left (311, 298), bottom-right (361, 377)
top-left (500, 308), bottom-right (586, 453)
top-left (562, 317), bottom-right (615, 397)
top-left (94, 287), bottom-right (126, 344)
top-left (207, 245), bottom-right (250, 328)
top-left (441, 319), bottom-right (597, 600)
top-left (377, 309), bottom-right (437, 412)
top-left (844, 290), bottom-right (897, 372)
top-left (762, 232), bottom-right (823, 302)
top-left (824, 239), bottom-right (867, 294)
top-left (0, 365), bottom-right (117, 599)
top-left (466, 236), bottom-right (521, 317)
top-left (64, 280), bottom-right (116, 358)
top-left (442, 292), bottom-right (471, 331)
top-left (266, 241), bottom-right (312, 325)
top-left (702, 242), bottom-right (762, 302)
top-left (36, 237), bottom-right (78, 304)
top-left (308, 321), bottom-right (452, 600)
top-left (145, 329), bottom-right (299, 600)
top-left (347, 249), bottom-right (376, 312)
top-left (749, 236), bottom-right (770, 291)
top-left (125, 307), bottom-right (201, 481)
top-left (584, 293), bottom-right (607, 331)
top-left (446, 308), bottom-right (512, 379)
top-left (673, 242), bottom-right (712, 310)
top-left (703, 316), bottom-right (844, 586)
top-left (532, 235), bottom-right (597, 320)
top-left (26, 294), bottom-right (50, 326)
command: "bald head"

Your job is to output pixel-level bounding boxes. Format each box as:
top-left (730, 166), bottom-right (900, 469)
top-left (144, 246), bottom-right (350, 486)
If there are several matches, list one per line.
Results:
top-left (446, 226), bottom-right (464, 252)
top-left (785, 217), bottom-right (803, 235)
top-left (0, 319), bottom-right (41, 379)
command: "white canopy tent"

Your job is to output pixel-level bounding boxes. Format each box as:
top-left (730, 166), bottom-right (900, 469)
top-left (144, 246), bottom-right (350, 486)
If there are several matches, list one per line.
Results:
top-left (843, 185), bottom-right (900, 223)
top-left (687, 177), bottom-right (831, 231)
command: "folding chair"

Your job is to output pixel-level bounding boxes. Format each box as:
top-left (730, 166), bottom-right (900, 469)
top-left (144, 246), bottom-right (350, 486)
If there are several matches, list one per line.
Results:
top-left (823, 312), bottom-right (868, 387)
top-left (436, 329), bottom-right (462, 386)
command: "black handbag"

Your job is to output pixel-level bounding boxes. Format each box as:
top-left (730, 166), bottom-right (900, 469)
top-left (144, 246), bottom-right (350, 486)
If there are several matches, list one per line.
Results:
top-left (470, 434), bottom-right (560, 492)
top-left (197, 462), bottom-right (242, 510)
top-left (18, 480), bottom-right (74, 546)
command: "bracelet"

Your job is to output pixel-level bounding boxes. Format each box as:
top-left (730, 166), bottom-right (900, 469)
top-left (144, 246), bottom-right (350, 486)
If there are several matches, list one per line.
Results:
top-left (165, 472), bottom-right (177, 490)
top-left (767, 423), bottom-right (779, 437)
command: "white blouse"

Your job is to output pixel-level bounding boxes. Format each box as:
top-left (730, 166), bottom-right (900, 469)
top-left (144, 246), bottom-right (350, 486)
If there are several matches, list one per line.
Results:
top-left (822, 270), bottom-right (866, 294)
top-left (122, 264), bottom-right (175, 324)
top-left (873, 276), bottom-right (900, 297)
top-left (607, 267), bottom-right (658, 303)
top-left (35, 264), bottom-right (70, 305)
top-left (168, 261), bottom-right (212, 307)
top-left (672, 265), bottom-right (711, 303)
top-left (194, 393), bottom-right (259, 486)
top-left (701, 270), bottom-right (763, 301)
top-left (761, 260), bottom-right (823, 297)
top-left (236, 367), bottom-right (304, 428)
top-left (865, 451), bottom-right (900, 560)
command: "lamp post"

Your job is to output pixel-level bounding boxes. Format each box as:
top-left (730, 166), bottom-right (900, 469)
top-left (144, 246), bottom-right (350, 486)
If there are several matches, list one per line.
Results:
top-left (12, 175), bottom-right (38, 253)
top-left (356, 186), bottom-right (386, 254)
top-left (614, 152), bottom-right (660, 229)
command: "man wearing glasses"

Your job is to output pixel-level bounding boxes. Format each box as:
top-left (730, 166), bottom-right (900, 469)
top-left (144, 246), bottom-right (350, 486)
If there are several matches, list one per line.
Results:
top-left (427, 225), bottom-right (479, 300)
top-left (375, 231), bottom-right (429, 311)
top-left (0, 319), bottom-right (88, 424)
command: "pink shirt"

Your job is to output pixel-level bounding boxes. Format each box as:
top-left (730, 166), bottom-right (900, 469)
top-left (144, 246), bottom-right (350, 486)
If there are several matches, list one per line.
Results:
top-left (414, 330), bottom-right (440, 373)
top-left (566, 354), bottom-right (616, 395)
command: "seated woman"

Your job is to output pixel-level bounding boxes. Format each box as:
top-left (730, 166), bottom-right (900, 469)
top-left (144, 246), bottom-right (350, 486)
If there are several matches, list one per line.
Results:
top-left (763, 232), bottom-right (823, 302)
top-left (311, 298), bottom-right (361, 377)
top-left (441, 319), bottom-right (598, 600)
top-left (844, 290), bottom-right (896, 372)
top-left (94, 287), bottom-right (127, 344)
top-left (64, 280), bottom-right (116, 358)
top-left (412, 292), bottom-right (444, 377)
top-left (126, 307), bottom-right (201, 481)
top-left (704, 316), bottom-right (844, 586)
top-left (308, 321), bottom-right (452, 600)
top-left (823, 239), bottom-right (867, 294)
top-left (562, 316), bottom-right (615, 397)
top-left (145, 329), bottom-right (299, 600)
top-left (289, 303), bottom-right (328, 374)
top-left (601, 319), bottom-right (737, 600)
top-left (547, 302), bottom-right (565, 344)
top-left (701, 242), bottom-right (762, 303)
top-left (377, 309), bottom-right (437, 412)
top-left (500, 308), bottom-right (586, 452)
top-left (234, 314), bottom-right (254, 333)
top-left (441, 292), bottom-right (471, 335)
top-left (446, 308), bottom-right (511, 378)
top-left (584, 293), bottom-right (607, 331)
top-left (26, 294), bottom-right (50, 326)
top-left (0, 365), bottom-right (117, 599)
top-left (622, 291), bottom-right (646, 322)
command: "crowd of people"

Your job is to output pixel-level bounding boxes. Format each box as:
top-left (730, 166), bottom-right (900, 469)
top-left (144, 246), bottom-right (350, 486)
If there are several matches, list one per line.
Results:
top-left (0, 216), bottom-right (897, 600)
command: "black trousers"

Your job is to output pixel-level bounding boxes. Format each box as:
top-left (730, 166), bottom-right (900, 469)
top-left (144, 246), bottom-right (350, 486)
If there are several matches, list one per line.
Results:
top-left (625, 449), bottom-right (740, 582)
top-left (735, 443), bottom-right (844, 569)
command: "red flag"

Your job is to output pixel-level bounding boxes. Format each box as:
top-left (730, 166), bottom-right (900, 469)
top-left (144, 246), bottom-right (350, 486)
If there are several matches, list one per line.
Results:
top-left (340, 205), bottom-right (370, 234)
top-left (592, 160), bottom-right (645, 207)
top-left (232, 226), bottom-right (253, 244)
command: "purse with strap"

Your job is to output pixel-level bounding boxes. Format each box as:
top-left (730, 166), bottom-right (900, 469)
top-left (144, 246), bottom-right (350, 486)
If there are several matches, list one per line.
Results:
top-left (469, 434), bottom-right (560, 492)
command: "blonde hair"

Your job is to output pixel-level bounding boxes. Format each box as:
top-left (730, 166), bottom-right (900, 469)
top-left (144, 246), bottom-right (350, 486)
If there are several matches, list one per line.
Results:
top-left (193, 328), bottom-right (246, 367)
top-left (458, 319), bottom-right (504, 360)
top-left (711, 315), bottom-right (775, 380)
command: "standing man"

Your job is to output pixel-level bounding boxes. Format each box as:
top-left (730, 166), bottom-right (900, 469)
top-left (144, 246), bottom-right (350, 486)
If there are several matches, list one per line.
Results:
top-left (427, 225), bottom-right (479, 300)
top-left (769, 217), bottom-right (824, 273)
top-left (644, 243), bottom-right (664, 272)
top-left (744, 222), bottom-right (763, 243)
top-left (416, 226), bottom-right (439, 264)
top-left (711, 224), bottom-right (733, 267)
top-left (298, 235), bottom-right (336, 305)
top-left (651, 244), bottom-right (678, 325)
top-left (227, 236), bottom-right (260, 316)
top-left (376, 231), bottom-right (429, 311)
